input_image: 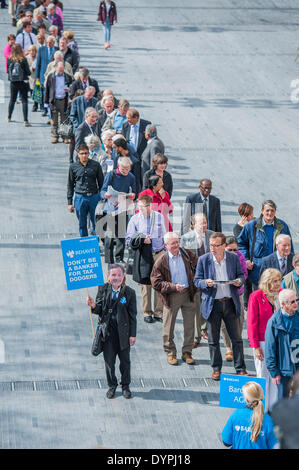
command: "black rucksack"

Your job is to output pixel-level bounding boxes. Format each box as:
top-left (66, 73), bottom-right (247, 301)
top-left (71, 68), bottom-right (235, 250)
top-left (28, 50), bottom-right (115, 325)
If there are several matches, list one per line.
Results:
top-left (9, 61), bottom-right (24, 82)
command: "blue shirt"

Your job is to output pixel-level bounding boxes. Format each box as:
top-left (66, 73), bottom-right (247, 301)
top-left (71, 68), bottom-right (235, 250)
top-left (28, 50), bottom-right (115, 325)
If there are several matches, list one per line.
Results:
top-left (262, 219), bottom-right (275, 255)
top-left (100, 170), bottom-right (136, 199)
top-left (222, 407), bottom-right (278, 449)
top-left (125, 211), bottom-right (166, 253)
top-left (113, 111), bottom-right (127, 131)
top-left (168, 251), bottom-right (189, 288)
top-left (55, 73), bottom-right (66, 99)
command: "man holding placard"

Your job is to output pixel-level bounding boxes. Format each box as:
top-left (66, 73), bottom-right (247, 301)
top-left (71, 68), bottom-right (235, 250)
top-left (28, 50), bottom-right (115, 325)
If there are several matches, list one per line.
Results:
top-left (194, 232), bottom-right (248, 380)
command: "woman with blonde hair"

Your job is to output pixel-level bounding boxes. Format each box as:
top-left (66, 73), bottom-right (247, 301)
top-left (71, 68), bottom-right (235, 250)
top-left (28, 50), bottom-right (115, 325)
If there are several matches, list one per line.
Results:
top-left (247, 268), bottom-right (282, 410)
top-left (222, 382), bottom-right (278, 449)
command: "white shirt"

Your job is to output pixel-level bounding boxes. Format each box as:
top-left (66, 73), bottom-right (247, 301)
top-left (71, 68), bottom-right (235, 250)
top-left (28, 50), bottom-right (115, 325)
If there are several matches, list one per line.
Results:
top-left (213, 253), bottom-right (231, 299)
top-left (16, 32), bottom-right (37, 51)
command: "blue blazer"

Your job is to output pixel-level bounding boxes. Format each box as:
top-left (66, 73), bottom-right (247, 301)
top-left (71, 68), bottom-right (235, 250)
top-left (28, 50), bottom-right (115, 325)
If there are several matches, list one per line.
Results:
top-left (69, 95), bottom-right (98, 130)
top-left (35, 46), bottom-right (58, 86)
top-left (260, 252), bottom-right (293, 278)
top-left (194, 251), bottom-right (244, 320)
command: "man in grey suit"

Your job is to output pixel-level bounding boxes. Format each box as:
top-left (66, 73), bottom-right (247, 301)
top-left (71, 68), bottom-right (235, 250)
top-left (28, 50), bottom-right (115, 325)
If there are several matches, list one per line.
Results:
top-left (69, 87), bottom-right (98, 131)
top-left (180, 213), bottom-right (214, 347)
top-left (260, 234), bottom-right (293, 278)
top-left (75, 107), bottom-right (99, 152)
top-left (141, 124), bottom-right (165, 178)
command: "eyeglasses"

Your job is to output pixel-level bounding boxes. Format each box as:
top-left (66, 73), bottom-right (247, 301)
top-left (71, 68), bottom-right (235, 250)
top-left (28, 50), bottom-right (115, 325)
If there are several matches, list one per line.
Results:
top-left (226, 248), bottom-right (238, 252)
top-left (210, 243), bottom-right (223, 248)
top-left (139, 204), bottom-right (150, 208)
top-left (287, 298), bottom-right (299, 305)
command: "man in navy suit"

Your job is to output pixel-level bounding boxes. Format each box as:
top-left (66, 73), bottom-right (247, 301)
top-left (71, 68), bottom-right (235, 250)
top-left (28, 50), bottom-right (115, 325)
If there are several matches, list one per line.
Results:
top-left (69, 87), bottom-right (98, 131)
top-left (182, 179), bottom-right (222, 235)
top-left (35, 35), bottom-right (57, 114)
top-left (121, 108), bottom-right (151, 161)
top-left (260, 234), bottom-right (293, 278)
top-left (194, 232), bottom-right (248, 380)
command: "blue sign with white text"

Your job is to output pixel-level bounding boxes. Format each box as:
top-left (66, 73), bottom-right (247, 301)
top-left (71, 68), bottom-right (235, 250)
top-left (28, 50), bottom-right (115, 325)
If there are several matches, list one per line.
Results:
top-left (61, 236), bottom-right (104, 291)
top-left (219, 374), bottom-right (266, 409)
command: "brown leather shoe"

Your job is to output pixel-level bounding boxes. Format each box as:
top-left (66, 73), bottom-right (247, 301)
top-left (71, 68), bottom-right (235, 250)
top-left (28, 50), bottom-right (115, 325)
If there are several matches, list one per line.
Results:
top-left (225, 350), bottom-right (234, 362)
top-left (64, 138), bottom-right (70, 144)
top-left (193, 341), bottom-right (199, 349)
top-left (236, 371), bottom-right (249, 376)
top-left (51, 138), bottom-right (58, 144)
top-left (167, 354), bottom-right (178, 366)
top-left (182, 352), bottom-right (196, 365)
top-left (211, 370), bottom-right (221, 381)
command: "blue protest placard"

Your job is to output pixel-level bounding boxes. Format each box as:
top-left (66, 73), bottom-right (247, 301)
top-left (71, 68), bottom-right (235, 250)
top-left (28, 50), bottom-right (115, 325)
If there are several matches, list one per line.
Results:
top-left (61, 236), bottom-right (104, 291)
top-left (219, 374), bottom-right (266, 409)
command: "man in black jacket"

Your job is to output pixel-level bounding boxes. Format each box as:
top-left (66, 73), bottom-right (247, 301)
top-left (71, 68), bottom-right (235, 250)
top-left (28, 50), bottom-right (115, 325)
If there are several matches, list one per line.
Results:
top-left (87, 264), bottom-right (137, 399)
top-left (69, 67), bottom-right (99, 100)
top-left (44, 61), bottom-right (73, 143)
top-left (50, 37), bottom-right (79, 73)
top-left (67, 143), bottom-right (104, 237)
top-left (182, 178), bottom-right (222, 235)
top-left (74, 107), bottom-right (100, 152)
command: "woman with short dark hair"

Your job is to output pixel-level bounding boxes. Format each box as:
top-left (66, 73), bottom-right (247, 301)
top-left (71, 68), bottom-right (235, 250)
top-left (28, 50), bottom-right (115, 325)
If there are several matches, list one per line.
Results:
top-left (143, 153), bottom-right (173, 198)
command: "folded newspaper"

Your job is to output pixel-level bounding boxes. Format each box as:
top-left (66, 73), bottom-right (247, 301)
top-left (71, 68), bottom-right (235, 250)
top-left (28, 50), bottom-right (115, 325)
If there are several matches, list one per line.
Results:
top-left (104, 186), bottom-right (135, 216)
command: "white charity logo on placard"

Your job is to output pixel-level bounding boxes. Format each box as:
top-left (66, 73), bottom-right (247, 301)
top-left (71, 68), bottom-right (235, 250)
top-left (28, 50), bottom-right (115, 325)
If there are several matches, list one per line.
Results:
top-left (66, 250), bottom-right (75, 258)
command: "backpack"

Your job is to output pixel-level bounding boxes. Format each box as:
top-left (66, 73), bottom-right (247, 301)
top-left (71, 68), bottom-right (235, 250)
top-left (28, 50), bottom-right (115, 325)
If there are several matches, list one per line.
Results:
top-left (9, 61), bottom-right (24, 82)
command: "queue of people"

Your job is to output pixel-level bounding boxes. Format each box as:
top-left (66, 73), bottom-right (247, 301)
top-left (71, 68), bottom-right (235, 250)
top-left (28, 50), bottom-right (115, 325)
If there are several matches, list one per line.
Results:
top-left (3, 1), bottom-right (299, 449)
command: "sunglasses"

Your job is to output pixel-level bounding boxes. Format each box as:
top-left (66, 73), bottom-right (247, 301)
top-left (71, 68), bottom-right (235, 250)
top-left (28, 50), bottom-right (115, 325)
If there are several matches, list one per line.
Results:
top-left (287, 298), bottom-right (299, 305)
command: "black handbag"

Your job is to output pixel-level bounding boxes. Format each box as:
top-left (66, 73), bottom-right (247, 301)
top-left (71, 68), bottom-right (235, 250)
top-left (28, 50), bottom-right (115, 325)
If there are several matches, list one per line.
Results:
top-left (91, 325), bottom-right (104, 356)
top-left (58, 119), bottom-right (73, 139)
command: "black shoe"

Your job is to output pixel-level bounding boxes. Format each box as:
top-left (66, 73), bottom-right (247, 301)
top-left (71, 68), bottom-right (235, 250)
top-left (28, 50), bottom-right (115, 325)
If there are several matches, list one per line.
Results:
top-left (32, 106), bottom-right (38, 112)
top-left (144, 316), bottom-right (153, 323)
top-left (153, 316), bottom-right (163, 322)
top-left (106, 386), bottom-right (117, 399)
top-left (42, 111), bottom-right (48, 117)
top-left (122, 387), bottom-right (131, 399)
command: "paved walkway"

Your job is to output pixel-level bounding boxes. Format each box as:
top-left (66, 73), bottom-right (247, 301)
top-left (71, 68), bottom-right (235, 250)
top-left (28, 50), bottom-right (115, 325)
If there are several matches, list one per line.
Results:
top-left (0, 0), bottom-right (298, 449)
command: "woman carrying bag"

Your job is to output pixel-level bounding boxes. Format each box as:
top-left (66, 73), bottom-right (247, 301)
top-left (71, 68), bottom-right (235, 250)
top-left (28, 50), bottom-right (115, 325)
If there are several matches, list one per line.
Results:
top-left (7, 43), bottom-right (31, 127)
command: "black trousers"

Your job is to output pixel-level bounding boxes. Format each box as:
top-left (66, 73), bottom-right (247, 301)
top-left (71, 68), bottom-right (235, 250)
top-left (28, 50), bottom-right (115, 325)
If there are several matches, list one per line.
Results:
top-left (104, 212), bottom-right (128, 264)
top-left (103, 327), bottom-right (131, 388)
top-left (8, 81), bottom-right (28, 121)
top-left (207, 298), bottom-right (246, 373)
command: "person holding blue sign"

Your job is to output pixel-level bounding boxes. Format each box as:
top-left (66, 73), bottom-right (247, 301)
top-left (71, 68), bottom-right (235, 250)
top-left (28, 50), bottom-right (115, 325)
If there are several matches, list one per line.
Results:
top-left (222, 382), bottom-right (278, 449)
top-left (86, 263), bottom-right (137, 399)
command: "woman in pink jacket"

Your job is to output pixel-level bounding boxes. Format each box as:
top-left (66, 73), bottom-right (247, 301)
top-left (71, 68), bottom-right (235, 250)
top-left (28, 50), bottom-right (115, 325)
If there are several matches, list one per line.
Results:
top-left (3, 34), bottom-right (16, 73)
top-left (246, 268), bottom-right (282, 411)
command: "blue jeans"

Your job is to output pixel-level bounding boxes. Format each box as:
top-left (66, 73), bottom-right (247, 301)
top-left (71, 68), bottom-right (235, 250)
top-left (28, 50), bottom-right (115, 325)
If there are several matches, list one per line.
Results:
top-left (102, 17), bottom-right (111, 42)
top-left (74, 193), bottom-right (100, 237)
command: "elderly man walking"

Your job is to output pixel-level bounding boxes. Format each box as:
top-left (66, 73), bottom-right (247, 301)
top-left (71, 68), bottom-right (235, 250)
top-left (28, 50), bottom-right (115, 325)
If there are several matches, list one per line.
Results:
top-left (44, 61), bottom-right (73, 143)
top-left (151, 232), bottom-right (198, 365)
top-left (265, 289), bottom-right (299, 401)
top-left (141, 124), bottom-right (165, 178)
top-left (260, 234), bottom-right (293, 278)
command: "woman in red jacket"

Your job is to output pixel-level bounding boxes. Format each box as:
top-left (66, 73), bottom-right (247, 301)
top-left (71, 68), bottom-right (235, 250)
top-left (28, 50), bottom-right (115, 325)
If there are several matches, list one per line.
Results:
top-left (246, 268), bottom-right (282, 411)
top-left (138, 175), bottom-right (173, 232)
top-left (97, 0), bottom-right (117, 49)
